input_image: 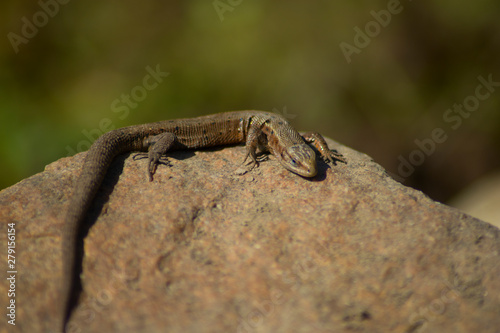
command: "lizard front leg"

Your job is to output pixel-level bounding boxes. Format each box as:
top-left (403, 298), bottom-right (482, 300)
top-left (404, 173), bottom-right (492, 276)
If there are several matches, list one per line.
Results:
top-left (234, 123), bottom-right (264, 175)
top-left (144, 132), bottom-right (176, 181)
top-left (302, 132), bottom-right (346, 164)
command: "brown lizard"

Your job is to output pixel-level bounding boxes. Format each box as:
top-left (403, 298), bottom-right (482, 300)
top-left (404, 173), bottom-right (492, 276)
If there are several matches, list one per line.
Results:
top-left (62, 110), bottom-right (345, 332)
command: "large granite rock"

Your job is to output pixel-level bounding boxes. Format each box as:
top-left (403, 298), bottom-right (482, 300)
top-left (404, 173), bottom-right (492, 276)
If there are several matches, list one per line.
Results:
top-left (1, 138), bottom-right (499, 333)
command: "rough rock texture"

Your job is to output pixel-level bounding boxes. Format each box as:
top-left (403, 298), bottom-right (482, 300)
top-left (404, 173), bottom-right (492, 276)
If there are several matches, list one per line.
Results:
top-left (1, 138), bottom-right (499, 333)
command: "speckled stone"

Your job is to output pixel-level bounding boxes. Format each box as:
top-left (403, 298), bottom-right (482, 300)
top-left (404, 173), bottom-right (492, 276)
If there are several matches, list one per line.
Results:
top-left (0, 138), bottom-right (499, 333)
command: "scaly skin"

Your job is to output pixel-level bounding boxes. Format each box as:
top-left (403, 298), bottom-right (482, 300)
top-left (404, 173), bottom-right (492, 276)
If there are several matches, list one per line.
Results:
top-left (61, 110), bottom-right (345, 332)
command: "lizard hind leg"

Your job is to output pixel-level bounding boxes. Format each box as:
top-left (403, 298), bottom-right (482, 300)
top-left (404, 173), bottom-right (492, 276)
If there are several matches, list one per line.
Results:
top-left (144, 132), bottom-right (176, 181)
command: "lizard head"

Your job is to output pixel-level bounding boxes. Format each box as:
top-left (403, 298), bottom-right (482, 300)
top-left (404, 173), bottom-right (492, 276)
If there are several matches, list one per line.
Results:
top-left (279, 144), bottom-right (317, 177)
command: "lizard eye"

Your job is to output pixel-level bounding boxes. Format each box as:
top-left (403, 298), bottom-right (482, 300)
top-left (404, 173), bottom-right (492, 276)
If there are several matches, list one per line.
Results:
top-left (291, 158), bottom-right (297, 165)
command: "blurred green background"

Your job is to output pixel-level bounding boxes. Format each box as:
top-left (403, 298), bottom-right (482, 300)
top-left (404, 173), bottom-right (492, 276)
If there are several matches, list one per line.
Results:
top-left (1, 0), bottom-right (500, 206)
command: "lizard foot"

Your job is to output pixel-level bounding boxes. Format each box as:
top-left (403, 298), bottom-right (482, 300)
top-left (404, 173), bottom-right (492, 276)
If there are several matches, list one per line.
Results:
top-left (147, 155), bottom-right (171, 181)
top-left (255, 152), bottom-right (269, 162)
top-left (234, 156), bottom-right (259, 175)
top-left (234, 164), bottom-right (258, 175)
top-left (133, 153), bottom-right (171, 181)
top-left (323, 149), bottom-right (347, 165)
top-left (132, 153), bottom-right (170, 181)
top-left (132, 152), bottom-right (169, 163)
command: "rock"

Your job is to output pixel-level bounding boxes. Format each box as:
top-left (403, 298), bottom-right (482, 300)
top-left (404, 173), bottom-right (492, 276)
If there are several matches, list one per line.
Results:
top-left (0, 138), bottom-right (499, 333)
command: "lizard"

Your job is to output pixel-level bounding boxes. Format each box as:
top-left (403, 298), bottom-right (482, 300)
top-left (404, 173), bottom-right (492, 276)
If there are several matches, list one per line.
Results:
top-left (61, 110), bottom-right (345, 332)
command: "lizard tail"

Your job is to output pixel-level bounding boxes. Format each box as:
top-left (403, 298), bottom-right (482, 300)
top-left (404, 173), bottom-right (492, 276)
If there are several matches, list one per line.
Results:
top-left (61, 129), bottom-right (146, 332)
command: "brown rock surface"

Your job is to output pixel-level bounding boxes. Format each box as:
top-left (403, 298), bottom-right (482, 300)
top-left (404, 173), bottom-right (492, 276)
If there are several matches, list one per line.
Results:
top-left (1, 138), bottom-right (499, 333)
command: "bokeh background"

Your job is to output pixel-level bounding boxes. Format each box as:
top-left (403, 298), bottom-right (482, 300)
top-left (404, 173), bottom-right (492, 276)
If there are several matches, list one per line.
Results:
top-left (2, 1), bottom-right (500, 222)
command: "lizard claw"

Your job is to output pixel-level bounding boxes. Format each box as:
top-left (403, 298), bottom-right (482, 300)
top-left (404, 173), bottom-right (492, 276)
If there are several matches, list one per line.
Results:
top-left (234, 166), bottom-right (249, 175)
top-left (133, 152), bottom-right (148, 160)
top-left (323, 150), bottom-right (346, 165)
top-left (255, 153), bottom-right (269, 162)
top-left (148, 153), bottom-right (170, 181)
top-left (235, 152), bottom-right (259, 175)
top-left (234, 162), bottom-right (258, 175)
top-left (148, 158), bottom-right (158, 181)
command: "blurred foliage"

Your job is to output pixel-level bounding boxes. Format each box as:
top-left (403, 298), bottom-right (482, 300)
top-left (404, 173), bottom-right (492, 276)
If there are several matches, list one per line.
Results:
top-left (1, 0), bottom-right (499, 203)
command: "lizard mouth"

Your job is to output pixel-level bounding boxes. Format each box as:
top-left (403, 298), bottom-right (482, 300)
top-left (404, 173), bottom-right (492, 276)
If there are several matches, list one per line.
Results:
top-left (281, 145), bottom-right (317, 177)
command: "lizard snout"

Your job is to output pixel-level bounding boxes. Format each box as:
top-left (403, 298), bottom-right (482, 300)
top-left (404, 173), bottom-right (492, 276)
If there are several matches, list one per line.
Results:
top-left (282, 144), bottom-right (317, 177)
